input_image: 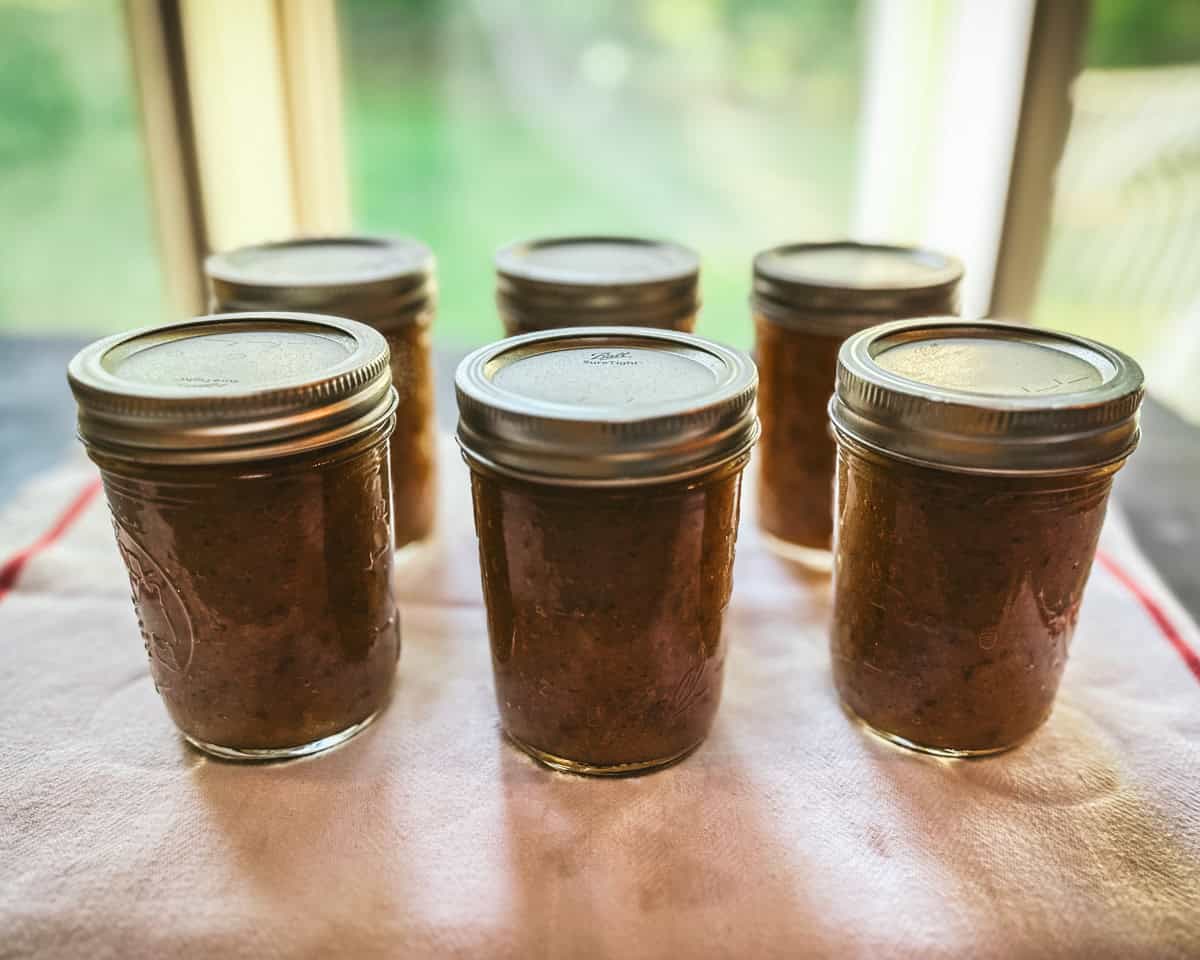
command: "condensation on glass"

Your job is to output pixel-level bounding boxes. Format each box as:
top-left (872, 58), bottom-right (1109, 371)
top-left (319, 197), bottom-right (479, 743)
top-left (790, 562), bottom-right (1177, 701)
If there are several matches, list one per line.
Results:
top-left (829, 319), bottom-right (1144, 757)
top-left (206, 236), bottom-right (438, 553)
top-left (68, 313), bottom-right (402, 760)
top-left (495, 236), bottom-right (700, 336)
top-left (456, 327), bottom-right (759, 775)
top-left (752, 242), bottom-right (962, 572)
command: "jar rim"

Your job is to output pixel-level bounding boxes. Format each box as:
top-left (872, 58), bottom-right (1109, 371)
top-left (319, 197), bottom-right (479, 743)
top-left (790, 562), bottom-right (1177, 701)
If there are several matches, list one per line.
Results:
top-left (830, 318), bottom-right (1144, 474)
top-left (206, 235), bottom-right (433, 289)
top-left (455, 326), bottom-right (759, 486)
top-left (68, 312), bottom-right (397, 465)
top-left (495, 235), bottom-right (699, 329)
top-left (753, 241), bottom-right (963, 319)
top-left (495, 235), bottom-right (698, 288)
top-left (206, 235), bottom-right (436, 325)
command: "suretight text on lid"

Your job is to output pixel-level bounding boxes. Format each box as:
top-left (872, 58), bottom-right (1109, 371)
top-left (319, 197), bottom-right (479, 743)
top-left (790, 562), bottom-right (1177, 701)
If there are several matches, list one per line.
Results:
top-left (455, 326), bottom-right (758, 485)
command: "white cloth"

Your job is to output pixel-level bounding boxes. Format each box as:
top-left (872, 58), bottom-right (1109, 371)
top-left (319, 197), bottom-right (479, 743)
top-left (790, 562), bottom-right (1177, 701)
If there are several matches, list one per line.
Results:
top-left (1, 440), bottom-right (1198, 959)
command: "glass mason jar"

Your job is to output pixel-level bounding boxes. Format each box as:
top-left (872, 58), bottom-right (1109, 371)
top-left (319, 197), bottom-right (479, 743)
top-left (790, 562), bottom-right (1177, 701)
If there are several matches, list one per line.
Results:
top-left (752, 242), bottom-right (962, 572)
top-left (495, 236), bottom-right (700, 336)
top-left (828, 319), bottom-right (1144, 757)
top-left (207, 236), bottom-right (438, 553)
top-left (68, 313), bottom-right (402, 760)
top-left (456, 327), bottom-right (759, 775)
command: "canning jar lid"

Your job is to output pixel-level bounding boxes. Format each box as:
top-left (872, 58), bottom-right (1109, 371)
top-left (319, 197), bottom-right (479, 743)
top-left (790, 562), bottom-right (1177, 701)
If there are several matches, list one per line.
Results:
top-left (495, 236), bottom-right (700, 330)
top-left (206, 236), bottom-right (435, 326)
top-left (68, 312), bottom-right (397, 465)
top-left (830, 318), bottom-right (1145, 475)
top-left (455, 326), bottom-right (759, 485)
top-left (753, 241), bottom-right (963, 330)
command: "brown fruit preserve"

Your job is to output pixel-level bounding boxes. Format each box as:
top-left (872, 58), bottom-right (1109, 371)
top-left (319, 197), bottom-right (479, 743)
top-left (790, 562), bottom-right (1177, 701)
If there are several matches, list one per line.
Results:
top-left (456, 327), bottom-right (758, 775)
top-left (495, 236), bottom-right (700, 336)
top-left (752, 242), bottom-right (962, 571)
top-left (68, 313), bottom-right (401, 760)
top-left (828, 319), bottom-right (1144, 756)
top-left (207, 236), bottom-right (438, 552)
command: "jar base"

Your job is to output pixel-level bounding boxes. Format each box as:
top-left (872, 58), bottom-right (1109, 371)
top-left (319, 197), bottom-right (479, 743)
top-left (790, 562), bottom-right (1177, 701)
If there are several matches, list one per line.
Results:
top-left (506, 731), bottom-right (703, 776)
top-left (840, 700), bottom-right (1028, 758)
top-left (182, 709), bottom-right (381, 762)
top-left (760, 531), bottom-right (833, 574)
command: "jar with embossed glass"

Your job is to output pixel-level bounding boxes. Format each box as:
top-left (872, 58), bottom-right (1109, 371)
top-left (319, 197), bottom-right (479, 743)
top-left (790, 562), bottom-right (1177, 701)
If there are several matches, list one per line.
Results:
top-left (68, 312), bottom-right (401, 760)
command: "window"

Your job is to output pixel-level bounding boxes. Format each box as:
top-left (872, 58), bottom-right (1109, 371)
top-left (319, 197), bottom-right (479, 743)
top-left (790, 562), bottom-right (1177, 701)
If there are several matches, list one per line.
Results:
top-left (0, 0), bottom-right (164, 335)
top-left (1034, 0), bottom-right (1200, 421)
top-left (338, 0), bottom-right (866, 347)
top-left (5, 0), bottom-right (1197, 414)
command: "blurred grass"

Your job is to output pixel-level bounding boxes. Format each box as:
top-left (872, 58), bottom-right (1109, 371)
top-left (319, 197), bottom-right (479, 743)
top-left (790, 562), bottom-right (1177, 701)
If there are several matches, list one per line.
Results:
top-left (346, 89), bottom-right (858, 349)
top-left (0, 0), bottom-right (163, 335)
top-left (340, 0), bottom-right (863, 348)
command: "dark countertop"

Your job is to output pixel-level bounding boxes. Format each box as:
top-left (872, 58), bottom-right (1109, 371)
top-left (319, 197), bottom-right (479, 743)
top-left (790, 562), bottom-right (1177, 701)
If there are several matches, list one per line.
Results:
top-left (4, 335), bottom-right (1198, 618)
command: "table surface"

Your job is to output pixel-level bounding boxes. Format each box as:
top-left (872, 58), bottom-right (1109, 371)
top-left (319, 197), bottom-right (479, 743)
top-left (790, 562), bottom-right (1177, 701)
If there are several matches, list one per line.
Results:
top-left (3, 336), bottom-right (1199, 959)
top-left (3, 334), bottom-right (1198, 618)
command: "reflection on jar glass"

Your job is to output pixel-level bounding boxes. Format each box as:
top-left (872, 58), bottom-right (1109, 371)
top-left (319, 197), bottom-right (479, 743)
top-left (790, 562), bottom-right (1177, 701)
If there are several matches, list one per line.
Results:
top-left (207, 236), bottom-right (438, 553)
top-left (68, 313), bottom-right (402, 760)
top-left (829, 319), bottom-right (1144, 757)
top-left (456, 327), bottom-right (759, 775)
top-left (495, 235), bottom-right (699, 336)
top-left (752, 242), bottom-right (962, 572)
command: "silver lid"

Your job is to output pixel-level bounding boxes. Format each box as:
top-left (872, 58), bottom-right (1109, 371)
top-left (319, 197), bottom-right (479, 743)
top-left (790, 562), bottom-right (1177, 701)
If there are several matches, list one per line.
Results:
top-left (68, 312), bottom-right (397, 465)
top-left (753, 241), bottom-right (962, 333)
top-left (455, 326), bottom-right (758, 486)
top-left (495, 236), bottom-right (700, 332)
top-left (829, 318), bottom-right (1145, 475)
top-left (206, 236), bottom-right (436, 327)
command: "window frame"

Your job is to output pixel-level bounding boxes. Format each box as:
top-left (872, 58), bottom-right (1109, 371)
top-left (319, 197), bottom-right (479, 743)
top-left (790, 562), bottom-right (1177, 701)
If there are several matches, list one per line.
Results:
top-left (125, 0), bottom-right (351, 319)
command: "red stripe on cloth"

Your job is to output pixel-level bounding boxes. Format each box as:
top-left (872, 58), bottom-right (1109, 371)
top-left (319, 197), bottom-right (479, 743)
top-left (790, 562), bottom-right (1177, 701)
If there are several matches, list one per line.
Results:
top-left (0, 478), bottom-right (102, 604)
top-left (1097, 549), bottom-right (1200, 684)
